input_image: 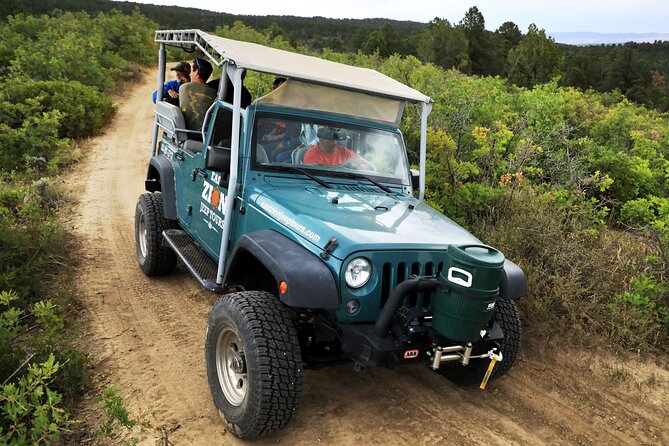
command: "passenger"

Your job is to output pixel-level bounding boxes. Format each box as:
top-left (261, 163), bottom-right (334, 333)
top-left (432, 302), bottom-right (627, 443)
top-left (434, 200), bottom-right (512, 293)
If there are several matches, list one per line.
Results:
top-left (272, 77), bottom-right (287, 90)
top-left (303, 127), bottom-right (358, 166)
top-left (207, 71), bottom-right (253, 108)
top-left (179, 57), bottom-right (217, 132)
top-left (260, 118), bottom-right (301, 162)
top-left (152, 61), bottom-right (191, 105)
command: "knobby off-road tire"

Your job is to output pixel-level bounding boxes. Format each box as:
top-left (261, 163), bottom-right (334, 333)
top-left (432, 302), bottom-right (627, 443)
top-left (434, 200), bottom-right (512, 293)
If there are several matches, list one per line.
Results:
top-left (438, 298), bottom-right (521, 385)
top-left (134, 193), bottom-right (178, 276)
top-left (205, 291), bottom-right (303, 440)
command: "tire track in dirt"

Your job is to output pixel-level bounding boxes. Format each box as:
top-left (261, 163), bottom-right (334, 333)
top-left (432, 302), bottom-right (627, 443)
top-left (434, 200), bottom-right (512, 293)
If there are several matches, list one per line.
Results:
top-left (70, 70), bottom-right (668, 445)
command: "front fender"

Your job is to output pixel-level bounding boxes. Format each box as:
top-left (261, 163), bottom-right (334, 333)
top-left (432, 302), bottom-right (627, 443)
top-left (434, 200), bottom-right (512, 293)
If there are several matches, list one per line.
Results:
top-left (225, 230), bottom-right (339, 309)
top-left (499, 259), bottom-right (527, 300)
top-left (146, 155), bottom-right (177, 220)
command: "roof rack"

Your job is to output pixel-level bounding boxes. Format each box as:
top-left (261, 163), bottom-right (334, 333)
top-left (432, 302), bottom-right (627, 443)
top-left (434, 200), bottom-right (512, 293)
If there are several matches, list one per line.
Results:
top-left (154, 29), bottom-right (432, 104)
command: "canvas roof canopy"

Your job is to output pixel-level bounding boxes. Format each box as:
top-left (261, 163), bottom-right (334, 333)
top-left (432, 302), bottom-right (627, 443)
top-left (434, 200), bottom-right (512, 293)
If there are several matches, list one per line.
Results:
top-left (154, 29), bottom-right (432, 105)
top-left (256, 80), bottom-right (405, 126)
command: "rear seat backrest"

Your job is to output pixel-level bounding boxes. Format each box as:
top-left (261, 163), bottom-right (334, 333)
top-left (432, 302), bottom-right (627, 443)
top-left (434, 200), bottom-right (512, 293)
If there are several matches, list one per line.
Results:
top-left (155, 102), bottom-right (188, 142)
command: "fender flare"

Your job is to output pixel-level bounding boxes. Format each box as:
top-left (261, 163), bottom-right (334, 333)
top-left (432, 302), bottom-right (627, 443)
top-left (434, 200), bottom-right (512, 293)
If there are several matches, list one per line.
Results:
top-left (499, 259), bottom-right (528, 300)
top-left (145, 155), bottom-right (177, 220)
top-left (225, 230), bottom-right (339, 309)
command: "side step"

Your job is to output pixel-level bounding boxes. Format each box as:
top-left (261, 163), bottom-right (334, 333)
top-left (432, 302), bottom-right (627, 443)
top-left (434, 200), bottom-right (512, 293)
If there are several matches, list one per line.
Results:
top-left (162, 229), bottom-right (226, 293)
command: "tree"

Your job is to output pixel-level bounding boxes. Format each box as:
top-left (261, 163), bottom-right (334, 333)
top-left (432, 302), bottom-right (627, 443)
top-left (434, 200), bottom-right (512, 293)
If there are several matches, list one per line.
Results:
top-left (362, 23), bottom-right (403, 57)
top-left (458, 6), bottom-right (493, 75)
top-left (496, 21), bottom-right (521, 58)
top-left (603, 46), bottom-right (651, 104)
top-left (506, 24), bottom-right (562, 87)
top-left (418, 18), bottom-right (469, 71)
top-left (0, 0), bottom-right (23, 22)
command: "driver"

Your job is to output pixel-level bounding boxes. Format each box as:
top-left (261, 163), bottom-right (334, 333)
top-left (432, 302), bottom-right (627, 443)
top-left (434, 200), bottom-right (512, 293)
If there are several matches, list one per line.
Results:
top-left (303, 127), bottom-right (357, 165)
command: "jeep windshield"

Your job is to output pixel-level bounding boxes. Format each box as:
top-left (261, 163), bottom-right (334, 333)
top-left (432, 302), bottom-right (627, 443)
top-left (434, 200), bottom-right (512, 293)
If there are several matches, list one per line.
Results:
top-left (252, 114), bottom-right (411, 186)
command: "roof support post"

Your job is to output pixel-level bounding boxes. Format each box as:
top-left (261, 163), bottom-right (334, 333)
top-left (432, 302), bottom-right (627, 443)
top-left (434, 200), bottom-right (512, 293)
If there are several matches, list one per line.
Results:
top-left (418, 101), bottom-right (432, 201)
top-left (217, 62), bottom-right (229, 101)
top-left (151, 43), bottom-right (166, 157)
top-left (216, 65), bottom-right (244, 284)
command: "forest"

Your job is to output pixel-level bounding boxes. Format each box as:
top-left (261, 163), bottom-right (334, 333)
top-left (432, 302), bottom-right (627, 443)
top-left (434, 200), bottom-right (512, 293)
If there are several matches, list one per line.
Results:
top-left (10, 0), bottom-right (669, 111)
top-left (0, 5), bottom-right (667, 444)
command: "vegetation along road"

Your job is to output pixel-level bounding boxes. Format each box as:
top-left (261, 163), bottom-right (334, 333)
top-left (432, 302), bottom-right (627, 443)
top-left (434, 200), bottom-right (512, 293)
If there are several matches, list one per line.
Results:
top-left (68, 70), bottom-right (668, 445)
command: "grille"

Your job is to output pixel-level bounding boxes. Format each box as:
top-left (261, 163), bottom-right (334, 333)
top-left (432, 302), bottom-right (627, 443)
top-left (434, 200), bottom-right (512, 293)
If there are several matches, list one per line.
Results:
top-left (380, 261), bottom-right (443, 309)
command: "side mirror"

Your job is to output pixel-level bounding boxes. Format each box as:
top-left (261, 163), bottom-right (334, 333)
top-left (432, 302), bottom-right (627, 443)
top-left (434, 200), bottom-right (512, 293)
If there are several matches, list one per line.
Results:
top-left (205, 146), bottom-right (231, 173)
top-left (410, 168), bottom-right (420, 192)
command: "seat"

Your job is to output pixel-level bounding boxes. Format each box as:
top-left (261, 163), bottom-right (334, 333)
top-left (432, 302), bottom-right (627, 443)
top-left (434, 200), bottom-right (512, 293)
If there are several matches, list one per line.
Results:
top-left (256, 143), bottom-right (269, 164)
top-left (183, 139), bottom-right (204, 154)
top-left (155, 101), bottom-right (204, 157)
top-left (155, 102), bottom-right (200, 143)
top-left (291, 144), bottom-right (309, 164)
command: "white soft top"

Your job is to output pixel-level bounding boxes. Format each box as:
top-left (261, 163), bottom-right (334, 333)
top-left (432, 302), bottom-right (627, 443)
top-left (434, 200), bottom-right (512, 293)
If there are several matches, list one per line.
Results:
top-left (155, 29), bottom-right (432, 104)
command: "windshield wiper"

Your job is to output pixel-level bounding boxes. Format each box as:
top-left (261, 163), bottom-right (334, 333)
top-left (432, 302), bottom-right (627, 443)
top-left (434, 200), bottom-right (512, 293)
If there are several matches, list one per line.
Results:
top-left (264, 165), bottom-right (332, 189)
top-left (337, 171), bottom-right (393, 193)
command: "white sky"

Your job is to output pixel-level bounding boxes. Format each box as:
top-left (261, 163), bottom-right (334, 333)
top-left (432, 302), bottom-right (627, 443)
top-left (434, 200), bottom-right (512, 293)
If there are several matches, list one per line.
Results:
top-left (118, 0), bottom-right (669, 33)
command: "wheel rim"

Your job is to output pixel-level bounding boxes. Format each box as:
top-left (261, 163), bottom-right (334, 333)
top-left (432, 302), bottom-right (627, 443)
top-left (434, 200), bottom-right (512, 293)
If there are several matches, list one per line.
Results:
top-left (138, 210), bottom-right (148, 258)
top-left (216, 328), bottom-right (248, 406)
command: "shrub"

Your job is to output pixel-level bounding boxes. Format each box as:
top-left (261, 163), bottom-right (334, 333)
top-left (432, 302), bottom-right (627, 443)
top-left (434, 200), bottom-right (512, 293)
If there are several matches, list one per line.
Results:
top-left (95, 387), bottom-right (138, 442)
top-left (2, 79), bottom-right (114, 139)
top-left (0, 179), bottom-right (70, 298)
top-left (0, 354), bottom-right (72, 445)
top-left (608, 275), bottom-right (669, 349)
top-left (477, 185), bottom-right (666, 352)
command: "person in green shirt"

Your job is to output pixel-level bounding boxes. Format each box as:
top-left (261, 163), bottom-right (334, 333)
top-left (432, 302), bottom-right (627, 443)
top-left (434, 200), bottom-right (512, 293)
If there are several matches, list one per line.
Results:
top-left (179, 57), bottom-right (217, 133)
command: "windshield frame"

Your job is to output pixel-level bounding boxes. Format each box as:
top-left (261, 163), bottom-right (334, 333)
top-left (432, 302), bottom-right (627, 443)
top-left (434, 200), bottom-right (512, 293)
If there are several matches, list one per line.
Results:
top-left (250, 110), bottom-right (411, 186)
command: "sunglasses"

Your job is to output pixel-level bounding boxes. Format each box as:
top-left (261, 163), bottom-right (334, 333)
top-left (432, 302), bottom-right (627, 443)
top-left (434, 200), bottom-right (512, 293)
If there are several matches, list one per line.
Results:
top-left (193, 58), bottom-right (201, 71)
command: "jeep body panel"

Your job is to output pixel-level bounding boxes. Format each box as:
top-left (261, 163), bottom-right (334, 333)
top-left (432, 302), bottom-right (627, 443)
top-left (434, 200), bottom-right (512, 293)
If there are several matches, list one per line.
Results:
top-left (146, 155), bottom-right (178, 220)
top-left (251, 185), bottom-right (481, 256)
top-left (225, 230), bottom-right (339, 309)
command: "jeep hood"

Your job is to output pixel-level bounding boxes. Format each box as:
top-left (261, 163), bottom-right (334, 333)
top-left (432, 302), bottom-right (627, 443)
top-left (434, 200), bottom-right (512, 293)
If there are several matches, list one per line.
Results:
top-left (253, 183), bottom-right (481, 258)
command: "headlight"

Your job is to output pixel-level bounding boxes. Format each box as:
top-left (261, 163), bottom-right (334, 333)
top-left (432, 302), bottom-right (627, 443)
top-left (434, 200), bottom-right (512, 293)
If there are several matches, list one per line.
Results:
top-left (345, 257), bottom-right (371, 288)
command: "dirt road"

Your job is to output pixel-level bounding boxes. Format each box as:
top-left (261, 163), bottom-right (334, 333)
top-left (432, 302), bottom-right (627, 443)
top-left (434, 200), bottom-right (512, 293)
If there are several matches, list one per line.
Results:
top-left (69, 71), bottom-right (668, 445)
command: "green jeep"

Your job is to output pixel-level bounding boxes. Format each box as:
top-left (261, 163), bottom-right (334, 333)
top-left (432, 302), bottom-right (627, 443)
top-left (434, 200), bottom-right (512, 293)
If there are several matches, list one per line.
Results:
top-left (136, 29), bottom-right (527, 440)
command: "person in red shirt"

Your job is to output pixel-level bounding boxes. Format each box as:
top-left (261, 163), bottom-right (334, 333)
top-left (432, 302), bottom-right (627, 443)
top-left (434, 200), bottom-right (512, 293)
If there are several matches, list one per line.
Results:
top-left (304, 127), bottom-right (356, 165)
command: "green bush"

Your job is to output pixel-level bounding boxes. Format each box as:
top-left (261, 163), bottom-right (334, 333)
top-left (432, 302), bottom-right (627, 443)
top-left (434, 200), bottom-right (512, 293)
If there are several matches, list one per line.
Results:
top-left (0, 354), bottom-right (71, 445)
top-left (0, 179), bottom-right (70, 297)
top-left (3, 10), bottom-right (156, 90)
top-left (477, 185), bottom-right (667, 351)
top-left (0, 7), bottom-right (156, 443)
top-left (0, 110), bottom-right (72, 173)
top-left (95, 386), bottom-right (138, 442)
top-left (609, 275), bottom-right (669, 349)
top-left (2, 79), bottom-right (114, 139)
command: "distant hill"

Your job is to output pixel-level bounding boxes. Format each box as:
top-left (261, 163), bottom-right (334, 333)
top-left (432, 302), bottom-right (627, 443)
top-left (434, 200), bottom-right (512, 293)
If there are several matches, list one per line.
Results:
top-left (17, 0), bottom-right (425, 52)
top-left (551, 32), bottom-right (669, 45)
top-left (12, 0), bottom-right (669, 112)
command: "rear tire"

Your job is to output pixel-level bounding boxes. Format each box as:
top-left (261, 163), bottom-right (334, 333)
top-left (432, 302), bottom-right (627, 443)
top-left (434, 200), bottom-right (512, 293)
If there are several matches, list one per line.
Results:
top-left (437, 299), bottom-right (521, 385)
top-left (205, 291), bottom-right (303, 440)
top-left (134, 193), bottom-right (177, 276)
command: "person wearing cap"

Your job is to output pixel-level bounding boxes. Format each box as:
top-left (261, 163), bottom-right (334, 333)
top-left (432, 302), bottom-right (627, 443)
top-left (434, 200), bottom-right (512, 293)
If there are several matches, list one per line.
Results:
top-left (152, 61), bottom-right (191, 105)
top-left (303, 127), bottom-right (358, 166)
top-left (179, 57), bottom-right (217, 132)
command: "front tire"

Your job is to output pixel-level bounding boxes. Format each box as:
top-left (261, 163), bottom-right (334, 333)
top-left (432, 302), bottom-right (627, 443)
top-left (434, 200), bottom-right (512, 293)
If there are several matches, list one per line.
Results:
top-left (134, 193), bottom-right (177, 276)
top-left (437, 299), bottom-right (521, 385)
top-left (205, 291), bottom-right (303, 440)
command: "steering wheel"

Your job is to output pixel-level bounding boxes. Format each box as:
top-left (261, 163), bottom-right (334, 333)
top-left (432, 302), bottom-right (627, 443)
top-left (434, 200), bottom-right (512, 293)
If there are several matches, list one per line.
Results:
top-left (339, 156), bottom-right (376, 171)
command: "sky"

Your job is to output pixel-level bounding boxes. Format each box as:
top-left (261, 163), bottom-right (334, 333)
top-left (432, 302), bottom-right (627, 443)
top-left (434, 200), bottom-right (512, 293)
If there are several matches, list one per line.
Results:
top-left (118, 0), bottom-right (669, 34)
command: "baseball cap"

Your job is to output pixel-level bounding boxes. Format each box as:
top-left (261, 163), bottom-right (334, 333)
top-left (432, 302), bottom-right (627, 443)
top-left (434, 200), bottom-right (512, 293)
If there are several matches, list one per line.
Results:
top-left (171, 61), bottom-right (191, 74)
top-left (317, 126), bottom-right (345, 140)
